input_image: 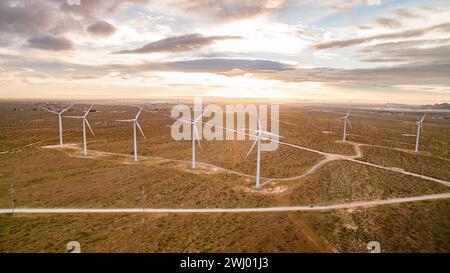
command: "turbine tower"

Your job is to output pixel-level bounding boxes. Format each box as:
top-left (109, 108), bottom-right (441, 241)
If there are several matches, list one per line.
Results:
top-left (116, 106), bottom-right (147, 162)
top-left (341, 110), bottom-right (352, 142)
top-left (246, 114), bottom-right (283, 189)
top-left (179, 114), bottom-right (203, 169)
top-left (415, 113), bottom-right (426, 152)
top-left (65, 105), bottom-right (95, 156)
top-left (40, 104), bottom-right (74, 146)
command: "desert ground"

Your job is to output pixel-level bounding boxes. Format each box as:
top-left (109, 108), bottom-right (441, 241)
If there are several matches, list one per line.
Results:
top-left (0, 100), bottom-right (449, 252)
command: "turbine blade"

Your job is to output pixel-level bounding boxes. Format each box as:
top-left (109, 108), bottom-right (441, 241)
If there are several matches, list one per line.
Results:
top-left (64, 115), bottom-right (83, 119)
top-left (260, 130), bottom-right (283, 139)
top-left (257, 114), bottom-right (261, 131)
top-left (60, 104), bottom-right (74, 114)
top-left (39, 107), bottom-right (59, 114)
top-left (347, 119), bottom-right (352, 129)
top-left (245, 138), bottom-right (259, 159)
top-left (193, 125), bottom-right (201, 148)
top-left (115, 119), bottom-right (134, 122)
top-left (136, 121), bottom-right (147, 140)
top-left (135, 106), bottom-right (143, 119)
top-left (85, 119), bottom-right (95, 136)
top-left (421, 113), bottom-right (426, 123)
top-left (194, 112), bottom-right (204, 123)
top-left (178, 118), bottom-right (193, 124)
top-left (84, 105), bottom-right (94, 118)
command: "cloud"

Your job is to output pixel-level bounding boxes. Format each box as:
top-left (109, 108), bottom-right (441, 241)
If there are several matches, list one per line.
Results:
top-left (2, 53), bottom-right (449, 91)
top-left (359, 41), bottom-right (450, 63)
top-left (315, 22), bottom-right (450, 50)
top-left (1, 56), bottom-right (291, 77)
top-left (392, 8), bottom-right (417, 18)
top-left (252, 62), bottom-right (450, 86)
top-left (163, 58), bottom-right (292, 72)
top-left (327, 0), bottom-right (385, 10)
top-left (113, 33), bottom-right (241, 54)
top-left (103, 58), bottom-right (293, 74)
top-left (59, 0), bottom-right (105, 19)
top-left (87, 20), bottom-right (116, 37)
top-left (58, 0), bottom-right (151, 18)
top-left (374, 17), bottom-right (402, 28)
top-left (107, 0), bottom-right (150, 13)
top-left (0, 0), bottom-right (55, 34)
top-left (168, 0), bottom-right (286, 21)
top-left (27, 35), bottom-right (74, 51)
top-left (11, 53), bottom-right (450, 86)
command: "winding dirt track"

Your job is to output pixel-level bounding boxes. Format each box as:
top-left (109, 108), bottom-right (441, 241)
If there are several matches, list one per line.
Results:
top-left (1, 113), bottom-right (449, 214)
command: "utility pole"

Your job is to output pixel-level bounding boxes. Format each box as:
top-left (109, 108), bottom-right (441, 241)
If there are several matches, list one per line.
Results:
top-left (141, 185), bottom-right (145, 212)
top-left (10, 184), bottom-right (15, 216)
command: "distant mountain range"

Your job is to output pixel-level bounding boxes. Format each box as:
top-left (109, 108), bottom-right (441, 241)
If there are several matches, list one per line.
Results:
top-left (384, 103), bottom-right (450, 110)
top-left (421, 103), bottom-right (450, 110)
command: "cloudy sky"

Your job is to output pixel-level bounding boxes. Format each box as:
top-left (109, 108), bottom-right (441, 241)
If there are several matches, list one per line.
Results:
top-left (1, 0), bottom-right (449, 104)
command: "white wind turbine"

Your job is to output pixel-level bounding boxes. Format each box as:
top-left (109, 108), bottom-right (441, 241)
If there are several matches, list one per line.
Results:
top-left (245, 114), bottom-right (283, 189)
top-left (341, 110), bottom-right (352, 142)
top-left (40, 104), bottom-right (74, 146)
top-left (178, 114), bottom-right (203, 169)
top-left (64, 105), bottom-right (95, 156)
top-left (415, 113), bottom-right (426, 152)
top-left (116, 106), bottom-right (147, 162)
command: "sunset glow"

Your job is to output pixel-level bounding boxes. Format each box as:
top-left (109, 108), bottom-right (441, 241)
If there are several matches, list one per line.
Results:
top-left (0, 0), bottom-right (449, 104)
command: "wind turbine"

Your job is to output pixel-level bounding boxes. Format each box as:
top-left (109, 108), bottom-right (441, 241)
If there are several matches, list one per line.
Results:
top-left (178, 114), bottom-right (203, 169)
top-left (415, 113), bottom-right (426, 152)
top-left (116, 106), bottom-right (147, 162)
top-left (40, 104), bottom-right (74, 146)
top-left (341, 110), bottom-right (352, 142)
top-left (245, 114), bottom-right (283, 189)
top-left (64, 105), bottom-right (95, 156)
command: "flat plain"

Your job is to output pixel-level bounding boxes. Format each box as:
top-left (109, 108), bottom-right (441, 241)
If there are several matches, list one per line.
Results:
top-left (0, 101), bottom-right (449, 252)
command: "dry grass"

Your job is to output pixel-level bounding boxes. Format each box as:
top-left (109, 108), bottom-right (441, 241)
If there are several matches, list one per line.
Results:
top-left (0, 213), bottom-right (323, 253)
top-left (0, 199), bottom-right (448, 253)
top-left (0, 148), bottom-right (280, 208)
top-left (1, 102), bottom-right (449, 253)
top-left (358, 146), bottom-right (450, 181)
top-left (1, 146), bottom-right (447, 209)
top-left (300, 199), bottom-right (450, 252)
top-left (286, 160), bottom-right (449, 206)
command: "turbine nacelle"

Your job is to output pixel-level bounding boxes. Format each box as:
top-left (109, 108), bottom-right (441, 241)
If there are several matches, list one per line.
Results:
top-left (244, 113), bottom-right (282, 189)
top-left (415, 113), bottom-right (426, 152)
top-left (417, 113), bottom-right (426, 125)
top-left (340, 110), bottom-right (352, 142)
top-left (65, 105), bottom-right (95, 136)
top-left (115, 106), bottom-right (148, 162)
top-left (246, 116), bottom-right (283, 150)
top-left (177, 113), bottom-right (203, 148)
top-left (344, 110), bottom-right (350, 119)
top-left (40, 104), bottom-right (74, 116)
top-left (115, 106), bottom-right (147, 140)
top-left (39, 103), bottom-right (74, 146)
top-left (245, 130), bottom-right (283, 159)
top-left (340, 111), bottom-right (352, 129)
